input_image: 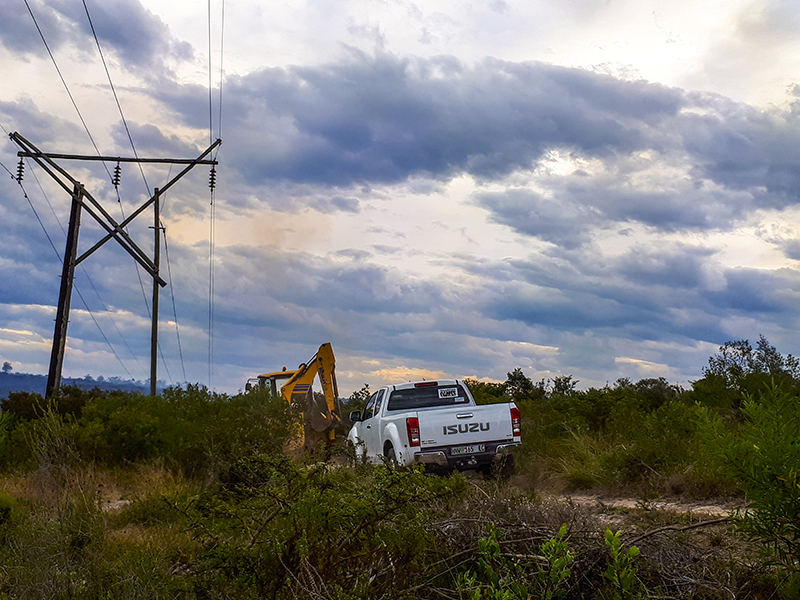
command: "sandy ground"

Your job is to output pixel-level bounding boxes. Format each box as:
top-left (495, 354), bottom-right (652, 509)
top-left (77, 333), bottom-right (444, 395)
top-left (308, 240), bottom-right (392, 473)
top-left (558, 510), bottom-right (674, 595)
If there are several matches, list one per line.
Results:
top-left (567, 494), bottom-right (742, 517)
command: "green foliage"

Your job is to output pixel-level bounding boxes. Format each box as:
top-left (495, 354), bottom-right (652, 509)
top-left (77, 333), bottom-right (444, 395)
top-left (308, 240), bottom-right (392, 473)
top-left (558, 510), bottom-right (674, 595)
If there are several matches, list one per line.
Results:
top-left (1, 390), bottom-right (47, 420)
top-left (188, 458), bottom-right (467, 598)
top-left (513, 374), bottom-right (713, 491)
top-left (504, 368), bottom-right (545, 403)
top-left (1, 385), bottom-right (106, 421)
top-left (345, 383), bottom-right (371, 417)
top-left (0, 476), bottom-right (195, 599)
top-left (694, 336), bottom-right (800, 412)
top-left (536, 523), bottom-right (574, 599)
top-left (464, 379), bottom-right (508, 405)
top-left (699, 380), bottom-right (800, 567)
top-left (601, 529), bottom-right (643, 600)
top-left (0, 384), bottom-right (299, 476)
top-left (550, 375), bottom-right (578, 396)
top-left (603, 399), bottom-right (699, 484)
top-left (0, 410), bottom-right (12, 457)
top-left (455, 523), bottom-right (574, 600)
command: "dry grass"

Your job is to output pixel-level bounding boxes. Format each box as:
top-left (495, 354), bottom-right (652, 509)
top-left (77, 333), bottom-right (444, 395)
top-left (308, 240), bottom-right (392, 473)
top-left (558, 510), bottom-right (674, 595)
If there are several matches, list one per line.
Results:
top-left (0, 459), bottom-right (785, 600)
top-left (418, 478), bottom-right (773, 600)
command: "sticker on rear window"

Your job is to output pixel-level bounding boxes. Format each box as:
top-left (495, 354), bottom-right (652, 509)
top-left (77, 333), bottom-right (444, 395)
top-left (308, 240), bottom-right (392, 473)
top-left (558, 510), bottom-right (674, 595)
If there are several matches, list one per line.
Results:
top-left (439, 388), bottom-right (458, 399)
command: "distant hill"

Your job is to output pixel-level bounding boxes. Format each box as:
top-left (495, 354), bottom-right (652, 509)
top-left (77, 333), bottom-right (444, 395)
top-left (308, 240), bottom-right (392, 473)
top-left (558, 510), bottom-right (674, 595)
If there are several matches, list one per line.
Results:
top-left (0, 372), bottom-right (161, 399)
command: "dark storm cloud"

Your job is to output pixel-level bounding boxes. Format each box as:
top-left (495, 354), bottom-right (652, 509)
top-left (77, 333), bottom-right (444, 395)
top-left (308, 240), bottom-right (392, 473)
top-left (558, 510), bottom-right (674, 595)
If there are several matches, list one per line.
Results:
top-left (0, 99), bottom-right (84, 145)
top-left (67, 240), bottom-right (446, 341)
top-left (145, 51), bottom-right (800, 248)
top-left (474, 188), bottom-right (595, 249)
top-left (110, 122), bottom-right (198, 157)
top-left (679, 94), bottom-right (800, 207)
top-left (0, 0), bottom-right (66, 54)
top-left (0, 0), bottom-right (191, 74)
top-left (616, 246), bottom-right (713, 289)
top-left (706, 267), bottom-right (788, 314)
top-left (781, 240), bottom-right (800, 261)
top-left (474, 141), bottom-right (771, 248)
top-left (207, 245), bottom-right (443, 318)
top-left (183, 52), bottom-right (684, 187)
top-left (470, 242), bottom-right (800, 347)
top-left (0, 178), bottom-right (63, 306)
top-left (67, 0), bottom-right (192, 70)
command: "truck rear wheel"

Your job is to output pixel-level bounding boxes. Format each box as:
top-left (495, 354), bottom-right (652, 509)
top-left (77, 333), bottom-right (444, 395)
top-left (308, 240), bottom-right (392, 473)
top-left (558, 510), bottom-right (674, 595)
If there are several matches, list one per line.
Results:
top-left (483, 455), bottom-right (515, 481)
top-left (384, 444), bottom-right (399, 469)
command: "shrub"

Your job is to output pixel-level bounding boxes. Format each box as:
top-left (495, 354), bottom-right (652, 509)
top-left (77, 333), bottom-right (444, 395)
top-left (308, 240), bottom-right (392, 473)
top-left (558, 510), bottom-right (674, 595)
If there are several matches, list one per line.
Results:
top-left (188, 458), bottom-right (467, 598)
top-left (600, 529), bottom-right (643, 600)
top-left (699, 380), bottom-right (800, 567)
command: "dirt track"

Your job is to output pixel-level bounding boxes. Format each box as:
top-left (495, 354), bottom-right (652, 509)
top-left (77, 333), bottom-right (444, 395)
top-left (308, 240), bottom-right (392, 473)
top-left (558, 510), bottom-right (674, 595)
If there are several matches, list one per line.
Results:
top-left (568, 494), bottom-right (741, 516)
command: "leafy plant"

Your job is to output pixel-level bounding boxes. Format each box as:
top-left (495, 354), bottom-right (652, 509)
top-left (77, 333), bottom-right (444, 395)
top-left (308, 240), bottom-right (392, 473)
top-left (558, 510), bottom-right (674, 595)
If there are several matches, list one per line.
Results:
top-left (601, 529), bottom-right (642, 600)
top-left (456, 523), bottom-right (573, 600)
top-left (536, 523), bottom-right (574, 599)
top-left (699, 380), bottom-right (800, 567)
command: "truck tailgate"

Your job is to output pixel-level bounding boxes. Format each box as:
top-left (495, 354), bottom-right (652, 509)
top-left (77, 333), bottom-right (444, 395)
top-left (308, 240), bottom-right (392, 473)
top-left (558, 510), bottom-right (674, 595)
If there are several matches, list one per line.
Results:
top-left (417, 404), bottom-right (515, 448)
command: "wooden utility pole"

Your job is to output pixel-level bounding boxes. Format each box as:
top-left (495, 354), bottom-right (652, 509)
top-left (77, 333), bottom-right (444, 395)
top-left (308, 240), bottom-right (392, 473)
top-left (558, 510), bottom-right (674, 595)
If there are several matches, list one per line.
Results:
top-left (47, 183), bottom-right (83, 399)
top-left (150, 188), bottom-right (160, 397)
top-left (10, 132), bottom-right (220, 398)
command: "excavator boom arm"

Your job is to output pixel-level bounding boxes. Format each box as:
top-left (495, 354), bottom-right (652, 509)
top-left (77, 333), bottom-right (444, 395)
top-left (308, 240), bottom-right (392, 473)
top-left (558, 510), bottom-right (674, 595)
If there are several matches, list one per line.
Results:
top-left (281, 342), bottom-right (340, 435)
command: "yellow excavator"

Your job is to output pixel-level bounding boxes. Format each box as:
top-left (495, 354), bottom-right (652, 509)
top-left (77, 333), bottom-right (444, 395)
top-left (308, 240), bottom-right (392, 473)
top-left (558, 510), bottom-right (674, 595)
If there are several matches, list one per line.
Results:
top-left (245, 342), bottom-right (340, 449)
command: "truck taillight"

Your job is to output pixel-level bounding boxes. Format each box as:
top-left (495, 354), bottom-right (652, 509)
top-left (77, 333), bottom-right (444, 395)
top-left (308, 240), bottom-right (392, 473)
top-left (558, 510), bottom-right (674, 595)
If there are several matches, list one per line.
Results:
top-left (406, 417), bottom-right (420, 447)
top-left (510, 407), bottom-right (521, 437)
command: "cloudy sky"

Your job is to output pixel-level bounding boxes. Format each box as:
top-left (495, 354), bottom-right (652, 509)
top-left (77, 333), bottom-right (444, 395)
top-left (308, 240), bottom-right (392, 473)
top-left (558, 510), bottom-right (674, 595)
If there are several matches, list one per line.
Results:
top-left (2, 0), bottom-right (800, 395)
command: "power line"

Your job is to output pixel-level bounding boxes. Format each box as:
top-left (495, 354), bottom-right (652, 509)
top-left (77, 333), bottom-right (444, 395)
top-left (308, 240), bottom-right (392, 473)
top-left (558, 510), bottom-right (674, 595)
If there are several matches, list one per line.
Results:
top-left (18, 1), bottom-right (219, 390)
top-left (81, 0), bottom-right (151, 196)
top-left (163, 230), bottom-right (187, 383)
top-left (206, 0), bottom-right (225, 390)
top-left (6, 120), bottom-right (139, 379)
top-left (208, 186), bottom-right (216, 391)
top-left (208, 0), bottom-right (214, 146)
top-left (156, 166), bottom-right (187, 384)
top-left (0, 159), bottom-right (14, 180)
top-left (0, 123), bottom-right (18, 179)
top-left (23, 0), bottom-right (112, 183)
top-left (217, 0), bottom-right (226, 149)
top-left (79, 0), bottom-right (154, 323)
top-left (27, 165), bottom-right (145, 374)
top-left (21, 0), bottom-right (152, 380)
top-left (14, 173), bottom-right (134, 379)
top-left (81, 0), bottom-right (185, 386)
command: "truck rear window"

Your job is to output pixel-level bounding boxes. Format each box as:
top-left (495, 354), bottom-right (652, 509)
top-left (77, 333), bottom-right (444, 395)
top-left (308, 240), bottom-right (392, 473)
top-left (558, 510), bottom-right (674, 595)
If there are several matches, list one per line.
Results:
top-left (387, 384), bottom-right (470, 411)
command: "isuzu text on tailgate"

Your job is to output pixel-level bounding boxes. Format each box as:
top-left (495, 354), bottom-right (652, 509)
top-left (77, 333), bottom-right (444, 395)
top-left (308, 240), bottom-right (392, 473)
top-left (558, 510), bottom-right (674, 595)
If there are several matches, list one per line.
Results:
top-left (347, 379), bottom-right (521, 476)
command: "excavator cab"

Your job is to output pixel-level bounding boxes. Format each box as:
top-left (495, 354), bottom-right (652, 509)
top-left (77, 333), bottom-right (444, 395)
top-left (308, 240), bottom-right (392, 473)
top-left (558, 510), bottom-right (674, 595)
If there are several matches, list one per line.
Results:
top-left (245, 368), bottom-right (296, 398)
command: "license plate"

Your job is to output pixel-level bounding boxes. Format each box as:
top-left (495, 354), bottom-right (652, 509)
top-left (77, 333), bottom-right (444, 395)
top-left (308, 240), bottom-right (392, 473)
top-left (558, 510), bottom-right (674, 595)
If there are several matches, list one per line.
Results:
top-left (451, 444), bottom-right (486, 456)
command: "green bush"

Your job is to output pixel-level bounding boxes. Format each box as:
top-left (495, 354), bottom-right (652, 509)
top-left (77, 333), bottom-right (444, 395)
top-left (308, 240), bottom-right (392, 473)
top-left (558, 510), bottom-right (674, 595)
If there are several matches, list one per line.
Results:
top-left (699, 380), bottom-right (800, 567)
top-left (188, 457), bottom-right (467, 598)
top-left (603, 399), bottom-right (699, 485)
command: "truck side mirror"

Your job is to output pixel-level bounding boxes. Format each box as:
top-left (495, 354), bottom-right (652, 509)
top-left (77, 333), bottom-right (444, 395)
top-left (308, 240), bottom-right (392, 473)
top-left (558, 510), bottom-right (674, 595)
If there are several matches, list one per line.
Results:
top-left (349, 410), bottom-right (361, 422)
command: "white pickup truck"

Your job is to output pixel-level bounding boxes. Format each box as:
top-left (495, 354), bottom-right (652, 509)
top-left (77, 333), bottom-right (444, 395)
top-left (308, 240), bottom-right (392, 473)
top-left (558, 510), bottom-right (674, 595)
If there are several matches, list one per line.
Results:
top-left (347, 379), bottom-right (521, 476)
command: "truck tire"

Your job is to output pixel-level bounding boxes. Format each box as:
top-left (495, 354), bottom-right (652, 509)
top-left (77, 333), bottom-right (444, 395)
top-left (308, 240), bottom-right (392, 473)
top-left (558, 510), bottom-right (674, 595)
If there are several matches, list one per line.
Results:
top-left (384, 443), bottom-right (399, 469)
top-left (483, 455), bottom-right (515, 481)
top-left (497, 454), bottom-right (515, 480)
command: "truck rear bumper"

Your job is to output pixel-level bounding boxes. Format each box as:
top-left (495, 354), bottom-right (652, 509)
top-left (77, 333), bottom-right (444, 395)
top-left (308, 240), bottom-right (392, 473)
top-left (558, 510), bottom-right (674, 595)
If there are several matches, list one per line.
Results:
top-left (413, 441), bottom-right (521, 469)
top-left (414, 451), bottom-right (449, 466)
